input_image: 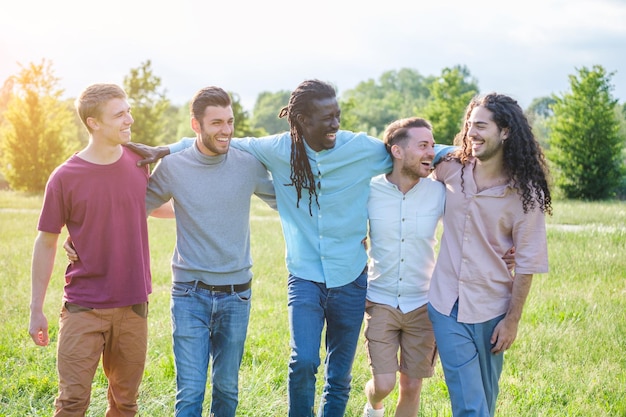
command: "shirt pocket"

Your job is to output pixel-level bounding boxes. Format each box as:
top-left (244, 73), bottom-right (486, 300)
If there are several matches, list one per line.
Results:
top-left (415, 214), bottom-right (440, 238)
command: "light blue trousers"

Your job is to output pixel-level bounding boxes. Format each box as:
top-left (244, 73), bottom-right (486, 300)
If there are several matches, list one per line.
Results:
top-left (428, 302), bottom-right (504, 417)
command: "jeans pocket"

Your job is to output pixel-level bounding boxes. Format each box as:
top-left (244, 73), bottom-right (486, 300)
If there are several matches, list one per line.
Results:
top-left (172, 282), bottom-right (192, 298)
top-left (234, 288), bottom-right (252, 302)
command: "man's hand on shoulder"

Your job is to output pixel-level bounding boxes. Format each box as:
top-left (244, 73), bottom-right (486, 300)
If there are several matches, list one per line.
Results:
top-left (124, 142), bottom-right (171, 166)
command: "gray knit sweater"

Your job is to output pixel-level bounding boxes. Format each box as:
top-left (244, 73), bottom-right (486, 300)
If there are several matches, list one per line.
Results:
top-left (145, 142), bottom-right (276, 285)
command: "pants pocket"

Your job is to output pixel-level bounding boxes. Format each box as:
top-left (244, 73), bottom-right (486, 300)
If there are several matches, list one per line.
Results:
top-left (64, 302), bottom-right (93, 313)
top-left (132, 302), bottom-right (149, 318)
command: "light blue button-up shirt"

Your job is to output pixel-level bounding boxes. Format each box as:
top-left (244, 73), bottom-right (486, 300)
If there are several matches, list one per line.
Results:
top-left (169, 134), bottom-right (455, 288)
top-left (234, 131), bottom-right (391, 288)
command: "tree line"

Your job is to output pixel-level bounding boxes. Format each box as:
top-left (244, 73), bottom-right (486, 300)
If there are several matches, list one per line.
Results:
top-left (1, 59), bottom-right (625, 200)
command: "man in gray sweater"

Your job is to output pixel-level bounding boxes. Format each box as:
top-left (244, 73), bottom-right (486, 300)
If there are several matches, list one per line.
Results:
top-left (145, 86), bottom-right (276, 417)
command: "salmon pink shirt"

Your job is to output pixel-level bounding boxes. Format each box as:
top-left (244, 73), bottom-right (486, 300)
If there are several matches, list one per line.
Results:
top-left (428, 158), bottom-right (548, 324)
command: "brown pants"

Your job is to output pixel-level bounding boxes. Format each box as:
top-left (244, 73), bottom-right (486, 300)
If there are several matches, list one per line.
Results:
top-left (54, 302), bottom-right (148, 417)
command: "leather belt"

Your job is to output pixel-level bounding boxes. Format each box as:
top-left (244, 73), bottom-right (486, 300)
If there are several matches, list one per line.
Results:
top-left (190, 280), bottom-right (251, 293)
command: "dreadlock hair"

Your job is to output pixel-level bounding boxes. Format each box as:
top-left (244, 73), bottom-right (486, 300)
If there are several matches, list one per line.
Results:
top-left (278, 79), bottom-right (337, 215)
top-left (453, 93), bottom-right (553, 215)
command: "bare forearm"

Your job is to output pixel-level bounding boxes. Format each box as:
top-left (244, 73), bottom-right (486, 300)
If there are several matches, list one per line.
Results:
top-left (506, 273), bottom-right (533, 324)
top-left (30, 233), bottom-right (58, 312)
top-left (490, 273), bottom-right (534, 353)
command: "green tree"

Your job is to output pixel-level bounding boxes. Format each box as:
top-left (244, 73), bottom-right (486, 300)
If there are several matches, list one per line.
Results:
top-left (526, 96), bottom-right (557, 150)
top-left (341, 68), bottom-right (432, 137)
top-left (422, 65), bottom-right (478, 144)
top-left (251, 90), bottom-right (290, 134)
top-left (231, 92), bottom-right (266, 137)
top-left (337, 96), bottom-right (362, 133)
top-left (0, 60), bottom-right (79, 192)
top-left (0, 77), bottom-right (14, 126)
top-left (548, 65), bottom-right (625, 199)
top-left (161, 103), bottom-right (186, 142)
top-left (123, 60), bottom-right (170, 146)
top-left (171, 101), bottom-right (194, 139)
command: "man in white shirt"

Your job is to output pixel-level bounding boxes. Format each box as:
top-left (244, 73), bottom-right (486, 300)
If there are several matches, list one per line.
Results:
top-left (362, 117), bottom-right (445, 417)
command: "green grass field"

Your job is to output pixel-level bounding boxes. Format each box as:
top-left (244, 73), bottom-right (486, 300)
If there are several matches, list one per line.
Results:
top-left (1, 191), bottom-right (625, 416)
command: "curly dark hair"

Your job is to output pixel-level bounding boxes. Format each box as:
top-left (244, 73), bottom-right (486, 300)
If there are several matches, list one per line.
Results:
top-left (453, 93), bottom-right (552, 215)
top-left (278, 79), bottom-right (337, 215)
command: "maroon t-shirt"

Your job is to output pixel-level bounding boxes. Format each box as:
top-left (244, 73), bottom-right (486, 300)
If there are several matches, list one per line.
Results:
top-left (38, 148), bottom-right (152, 308)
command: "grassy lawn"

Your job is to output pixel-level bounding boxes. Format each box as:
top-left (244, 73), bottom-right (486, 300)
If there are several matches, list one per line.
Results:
top-left (1, 191), bottom-right (624, 416)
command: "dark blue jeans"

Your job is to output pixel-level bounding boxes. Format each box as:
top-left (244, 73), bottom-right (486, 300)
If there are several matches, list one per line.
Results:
top-left (171, 281), bottom-right (251, 417)
top-left (287, 271), bottom-right (367, 417)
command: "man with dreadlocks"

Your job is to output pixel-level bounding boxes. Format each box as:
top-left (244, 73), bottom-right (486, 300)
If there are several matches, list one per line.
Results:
top-left (123, 79), bottom-right (451, 417)
top-left (231, 79), bottom-right (393, 417)
top-left (427, 93), bottom-right (552, 417)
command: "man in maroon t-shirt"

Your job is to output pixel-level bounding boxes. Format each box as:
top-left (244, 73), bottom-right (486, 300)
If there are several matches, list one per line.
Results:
top-left (29, 83), bottom-right (152, 416)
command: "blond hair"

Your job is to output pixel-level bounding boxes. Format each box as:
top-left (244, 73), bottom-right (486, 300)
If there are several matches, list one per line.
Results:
top-left (75, 84), bottom-right (127, 132)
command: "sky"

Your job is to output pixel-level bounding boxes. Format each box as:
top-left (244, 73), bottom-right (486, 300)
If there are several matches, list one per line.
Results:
top-left (1, 0), bottom-right (625, 112)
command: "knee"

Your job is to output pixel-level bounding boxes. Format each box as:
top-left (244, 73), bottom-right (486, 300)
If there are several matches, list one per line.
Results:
top-left (289, 352), bottom-right (320, 375)
top-left (399, 377), bottom-right (423, 397)
top-left (371, 375), bottom-right (396, 397)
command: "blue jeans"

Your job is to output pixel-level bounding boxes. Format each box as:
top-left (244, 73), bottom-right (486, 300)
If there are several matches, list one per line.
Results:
top-left (287, 271), bottom-right (368, 417)
top-left (171, 281), bottom-right (251, 417)
top-left (427, 302), bottom-right (504, 417)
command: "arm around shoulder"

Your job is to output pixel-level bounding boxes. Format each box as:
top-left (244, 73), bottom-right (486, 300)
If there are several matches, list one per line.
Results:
top-left (124, 137), bottom-right (194, 167)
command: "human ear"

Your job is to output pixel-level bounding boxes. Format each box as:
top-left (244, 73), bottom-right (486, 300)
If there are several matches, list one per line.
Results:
top-left (391, 144), bottom-right (403, 159)
top-left (86, 117), bottom-right (99, 131)
top-left (501, 127), bottom-right (510, 140)
top-left (191, 118), bottom-right (202, 134)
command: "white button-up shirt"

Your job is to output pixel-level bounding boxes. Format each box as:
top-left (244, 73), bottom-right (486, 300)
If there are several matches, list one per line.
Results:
top-left (366, 174), bottom-right (445, 313)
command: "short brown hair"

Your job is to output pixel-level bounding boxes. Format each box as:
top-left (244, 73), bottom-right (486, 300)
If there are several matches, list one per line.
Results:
top-left (75, 84), bottom-right (127, 132)
top-left (383, 117), bottom-right (432, 156)
top-left (190, 86), bottom-right (232, 122)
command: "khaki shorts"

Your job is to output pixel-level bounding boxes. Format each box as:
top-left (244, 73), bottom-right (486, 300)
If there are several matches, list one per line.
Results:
top-left (364, 301), bottom-right (437, 379)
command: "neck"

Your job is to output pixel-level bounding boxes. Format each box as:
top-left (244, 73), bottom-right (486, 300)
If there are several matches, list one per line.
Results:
top-left (386, 168), bottom-right (420, 194)
top-left (473, 156), bottom-right (508, 191)
top-left (77, 139), bottom-right (123, 165)
top-left (474, 154), bottom-right (504, 178)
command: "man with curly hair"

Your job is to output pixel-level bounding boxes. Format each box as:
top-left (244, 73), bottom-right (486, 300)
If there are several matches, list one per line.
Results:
top-left (427, 93), bottom-right (552, 417)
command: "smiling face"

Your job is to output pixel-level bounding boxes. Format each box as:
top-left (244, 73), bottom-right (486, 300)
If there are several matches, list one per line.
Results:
top-left (192, 105), bottom-right (234, 156)
top-left (298, 97), bottom-right (341, 152)
top-left (466, 105), bottom-right (508, 162)
top-left (394, 126), bottom-right (436, 180)
top-left (88, 97), bottom-right (133, 145)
